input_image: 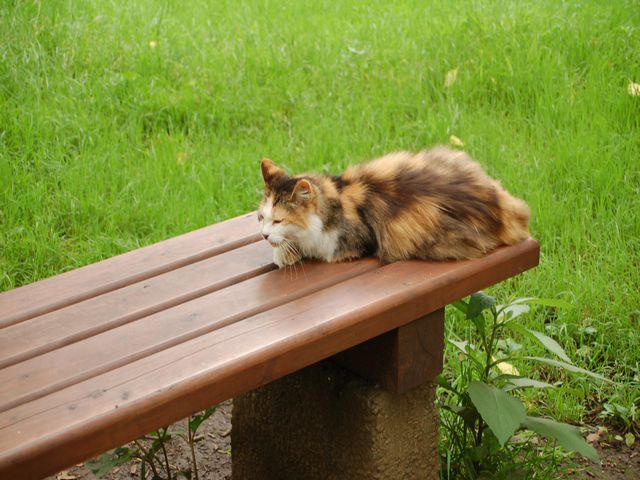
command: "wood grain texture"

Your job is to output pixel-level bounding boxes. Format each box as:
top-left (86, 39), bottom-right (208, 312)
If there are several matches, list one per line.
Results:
top-left (0, 212), bottom-right (260, 328)
top-left (0, 237), bottom-right (539, 479)
top-left (0, 241), bottom-right (276, 370)
top-left (0, 256), bottom-right (379, 412)
top-left (332, 309), bottom-right (445, 393)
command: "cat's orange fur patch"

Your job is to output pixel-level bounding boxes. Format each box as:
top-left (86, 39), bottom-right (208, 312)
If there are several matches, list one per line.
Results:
top-left (258, 146), bottom-right (530, 265)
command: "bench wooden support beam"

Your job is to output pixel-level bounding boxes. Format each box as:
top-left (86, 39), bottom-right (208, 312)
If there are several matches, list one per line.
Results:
top-left (332, 309), bottom-right (444, 393)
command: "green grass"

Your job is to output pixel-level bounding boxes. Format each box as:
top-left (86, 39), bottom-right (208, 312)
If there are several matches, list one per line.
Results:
top-left (1, 0), bottom-right (639, 433)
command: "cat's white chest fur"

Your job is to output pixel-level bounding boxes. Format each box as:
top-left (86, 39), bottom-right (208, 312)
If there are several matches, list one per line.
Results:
top-left (296, 214), bottom-right (339, 261)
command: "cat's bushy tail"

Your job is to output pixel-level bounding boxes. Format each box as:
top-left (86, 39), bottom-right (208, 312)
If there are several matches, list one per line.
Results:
top-left (496, 186), bottom-right (531, 245)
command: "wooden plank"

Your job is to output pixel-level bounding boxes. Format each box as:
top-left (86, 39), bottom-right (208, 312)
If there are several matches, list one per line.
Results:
top-left (0, 212), bottom-right (260, 328)
top-left (0, 239), bottom-right (539, 479)
top-left (0, 241), bottom-right (276, 370)
top-left (0, 258), bottom-right (380, 413)
top-left (331, 309), bottom-right (444, 393)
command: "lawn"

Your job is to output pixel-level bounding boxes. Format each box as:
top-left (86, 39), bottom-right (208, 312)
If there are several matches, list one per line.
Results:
top-left (1, 0), bottom-right (639, 444)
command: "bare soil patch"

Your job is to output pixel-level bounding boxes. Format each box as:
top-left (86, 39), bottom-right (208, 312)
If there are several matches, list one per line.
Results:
top-left (48, 401), bottom-right (233, 480)
top-left (570, 438), bottom-right (639, 480)
top-left (49, 401), bottom-right (638, 480)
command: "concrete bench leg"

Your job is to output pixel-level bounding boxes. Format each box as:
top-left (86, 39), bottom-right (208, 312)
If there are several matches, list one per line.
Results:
top-left (231, 360), bottom-right (439, 479)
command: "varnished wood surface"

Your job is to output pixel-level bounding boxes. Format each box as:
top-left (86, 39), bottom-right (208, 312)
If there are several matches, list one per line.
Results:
top-left (0, 212), bottom-right (539, 479)
top-left (332, 309), bottom-right (445, 393)
top-left (0, 213), bottom-right (260, 328)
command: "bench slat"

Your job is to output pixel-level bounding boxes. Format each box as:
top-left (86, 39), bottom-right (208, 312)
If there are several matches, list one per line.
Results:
top-left (0, 257), bottom-right (379, 413)
top-left (0, 239), bottom-right (538, 480)
top-left (0, 241), bottom-right (276, 370)
top-left (0, 213), bottom-right (260, 328)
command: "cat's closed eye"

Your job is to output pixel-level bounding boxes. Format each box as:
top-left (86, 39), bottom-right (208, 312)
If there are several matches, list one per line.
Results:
top-left (259, 148), bottom-right (530, 266)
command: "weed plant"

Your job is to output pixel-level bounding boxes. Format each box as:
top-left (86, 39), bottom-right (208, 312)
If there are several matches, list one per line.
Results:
top-left (88, 407), bottom-right (217, 480)
top-left (439, 293), bottom-right (605, 479)
top-left (1, 0), bottom-right (638, 436)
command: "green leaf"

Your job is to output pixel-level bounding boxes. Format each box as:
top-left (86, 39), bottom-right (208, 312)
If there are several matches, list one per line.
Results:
top-left (527, 329), bottom-right (573, 364)
top-left (522, 416), bottom-right (600, 463)
top-left (467, 292), bottom-right (496, 319)
top-left (505, 323), bottom-right (573, 364)
top-left (467, 381), bottom-right (526, 446)
top-left (470, 313), bottom-right (487, 336)
top-left (452, 299), bottom-right (468, 314)
top-left (179, 469), bottom-right (193, 479)
top-left (189, 405), bottom-right (218, 432)
top-left (496, 338), bottom-right (523, 352)
top-left (448, 339), bottom-right (473, 354)
top-left (149, 427), bottom-right (171, 440)
top-left (149, 438), bottom-right (163, 456)
top-left (602, 402), bottom-right (630, 418)
top-left (503, 376), bottom-right (554, 390)
top-left (86, 447), bottom-right (135, 477)
top-left (448, 339), bottom-right (484, 368)
top-left (624, 432), bottom-right (636, 448)
top-left (436, 374), bottom-right (457, 393)
top-left (510, 297), bottom-right (572, 309)
top-left (504, 321), bottom-right (530, 337)
top-left (447, 404), bottom-right (479, 430)
top-left (524, 357), bottom-right (611, 382)
top-left (497, 303), bottom-right (530, 322)
top-left (469, 444), bottom-right (489, 462)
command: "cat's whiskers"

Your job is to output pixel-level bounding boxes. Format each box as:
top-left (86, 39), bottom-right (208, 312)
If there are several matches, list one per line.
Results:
top-left (287, 247), bottom-right (297, 281)
top-left (290, 240), bottom-right (307, 280)
top-left (283, 238), bottom-right (307, 281)
top-left (281, 239), bottom-right (297, 280)
top-left (259, 147), bottom-right (530, 263)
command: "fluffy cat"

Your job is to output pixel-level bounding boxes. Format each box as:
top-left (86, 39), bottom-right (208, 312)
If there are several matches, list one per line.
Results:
top-left (258, 146), bottom-right (530, 268)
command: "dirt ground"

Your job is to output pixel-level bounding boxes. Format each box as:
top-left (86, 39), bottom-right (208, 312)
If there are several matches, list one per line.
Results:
top-left (49, 401), bottom-right (638, 480)
top-left (569, 439), bottom-right (640, 480)
top-left (48, 401), bottom-right (233, 480)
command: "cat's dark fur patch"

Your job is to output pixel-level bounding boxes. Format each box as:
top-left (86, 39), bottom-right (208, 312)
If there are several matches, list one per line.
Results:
top-left (258, 147), bottom-right (530, 266)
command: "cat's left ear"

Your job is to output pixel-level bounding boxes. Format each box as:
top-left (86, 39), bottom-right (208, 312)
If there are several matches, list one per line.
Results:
top-left (260, 158), bottom-right (285, 185)
top-left (291, 179), bottom-right (314, 202)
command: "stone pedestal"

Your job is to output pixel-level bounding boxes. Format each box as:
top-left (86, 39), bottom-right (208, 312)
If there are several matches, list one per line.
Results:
top-left (232, 361), bottom-right (439, 480)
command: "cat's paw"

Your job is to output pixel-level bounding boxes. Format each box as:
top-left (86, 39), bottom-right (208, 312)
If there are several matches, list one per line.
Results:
top-left (273, 245), bottom-right (302, 268)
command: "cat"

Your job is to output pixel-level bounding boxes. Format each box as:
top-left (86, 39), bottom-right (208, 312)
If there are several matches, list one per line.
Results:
top-left (258, 146), bottom-right (530, 268)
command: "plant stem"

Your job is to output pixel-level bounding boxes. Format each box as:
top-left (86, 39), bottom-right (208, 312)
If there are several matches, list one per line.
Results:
top-left (482, 308), bottom-right (500, 382)
top-left (159, 428), bottom-right (172, 479)
top-left (188, 418), bottom-right (200, 480)
top-left (471, 418), bottom-right (485, 476)
top-left (475, 418), bottom-right (485, 448)
top-left (134, 439), bottom-right (161, 479)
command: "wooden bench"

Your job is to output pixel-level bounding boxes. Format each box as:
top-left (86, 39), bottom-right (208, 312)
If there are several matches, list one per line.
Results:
top-left (0, 212), bottom-right (539, 479)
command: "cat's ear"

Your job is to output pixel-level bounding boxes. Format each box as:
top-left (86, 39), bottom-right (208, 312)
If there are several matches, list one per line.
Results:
top-left (292, 179), bottom-right (314, 202)
top-left (260, 158), bottom-right (284, 185)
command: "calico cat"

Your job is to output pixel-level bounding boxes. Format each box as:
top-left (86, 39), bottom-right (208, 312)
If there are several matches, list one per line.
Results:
top-left (258, 146), bottom-right (530, 268)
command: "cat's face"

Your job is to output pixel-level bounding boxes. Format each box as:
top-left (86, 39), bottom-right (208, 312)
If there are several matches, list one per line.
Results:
top-left (258, 159), bottom-right (316, 247)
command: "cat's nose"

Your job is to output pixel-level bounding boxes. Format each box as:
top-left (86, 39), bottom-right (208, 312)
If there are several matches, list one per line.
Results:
top-left (262, 233), bottom-right (270, 241)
